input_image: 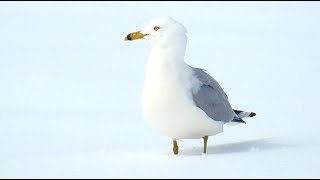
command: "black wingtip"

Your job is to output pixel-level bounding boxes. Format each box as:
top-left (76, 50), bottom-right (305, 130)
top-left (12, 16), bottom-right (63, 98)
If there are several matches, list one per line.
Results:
top-left (233, 110), bottom-right (242, 115)
top-left (249, 112), bottom-right (256, 117)
top-left (232, 118), bottom-right (246, 124)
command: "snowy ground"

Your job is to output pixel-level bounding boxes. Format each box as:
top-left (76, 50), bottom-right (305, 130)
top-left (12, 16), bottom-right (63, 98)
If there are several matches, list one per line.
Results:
top-left (1, 2), bottom-right (320, 178)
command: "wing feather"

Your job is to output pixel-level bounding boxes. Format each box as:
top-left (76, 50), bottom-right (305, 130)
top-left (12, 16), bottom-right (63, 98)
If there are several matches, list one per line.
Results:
top-left (191, 67), bottom-right (234, 123)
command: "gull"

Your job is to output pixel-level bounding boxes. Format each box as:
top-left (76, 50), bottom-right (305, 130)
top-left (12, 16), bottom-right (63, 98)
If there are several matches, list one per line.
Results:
top-left (124, 17), bottom-right (256, 155)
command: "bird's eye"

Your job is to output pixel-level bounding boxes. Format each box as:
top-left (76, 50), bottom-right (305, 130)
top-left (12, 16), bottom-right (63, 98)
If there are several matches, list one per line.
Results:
top-left (154, 26), bottom-right (160, 31)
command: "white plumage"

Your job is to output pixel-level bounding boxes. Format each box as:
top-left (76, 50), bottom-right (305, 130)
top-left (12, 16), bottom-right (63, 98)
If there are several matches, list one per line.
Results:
top-left (124, 17), bottom-right (255, 154)
top-left (141, 26), bottom-right (224, 139)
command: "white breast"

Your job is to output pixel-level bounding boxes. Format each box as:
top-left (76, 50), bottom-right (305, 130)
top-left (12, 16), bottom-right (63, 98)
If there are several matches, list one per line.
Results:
top-left (141, 54), bottom-right (224, 139)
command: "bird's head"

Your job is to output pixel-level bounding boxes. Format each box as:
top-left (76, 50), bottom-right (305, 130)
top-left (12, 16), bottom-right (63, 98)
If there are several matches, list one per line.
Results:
top-left (124, 17), bottom-right (187, 46)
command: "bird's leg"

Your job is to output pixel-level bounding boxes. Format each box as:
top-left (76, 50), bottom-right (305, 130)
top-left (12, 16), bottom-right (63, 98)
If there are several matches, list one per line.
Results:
top-left (203, 136), bottom-right (208, 154)
top-left (173, 139), bottom-right (179, 155)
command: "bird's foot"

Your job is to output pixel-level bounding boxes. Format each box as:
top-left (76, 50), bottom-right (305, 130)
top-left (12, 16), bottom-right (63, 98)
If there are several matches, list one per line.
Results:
top-left (203, 136), bottom-right (208, 154)
top-left (173, 139), bottom-right (179, 155)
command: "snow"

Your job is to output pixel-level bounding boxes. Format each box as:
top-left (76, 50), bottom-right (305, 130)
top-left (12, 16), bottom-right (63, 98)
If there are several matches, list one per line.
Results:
top-left (1, 1), bottom-right (320, 178)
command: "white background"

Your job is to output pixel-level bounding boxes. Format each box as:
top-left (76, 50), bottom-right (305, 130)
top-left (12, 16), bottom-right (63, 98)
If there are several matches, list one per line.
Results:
top-left (1, 1), bottom-right (320, 178)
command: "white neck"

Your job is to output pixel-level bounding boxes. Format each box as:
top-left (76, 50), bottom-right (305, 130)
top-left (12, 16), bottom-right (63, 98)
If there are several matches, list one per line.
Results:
top-left (150, 33), bottom-right (187, 60)
top-left (144, 35), bottom-right (188, 84)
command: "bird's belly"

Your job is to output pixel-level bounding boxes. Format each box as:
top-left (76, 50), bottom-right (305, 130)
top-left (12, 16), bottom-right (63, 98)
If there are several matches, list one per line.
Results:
top-left (142, 83), bottom-right (224, 139)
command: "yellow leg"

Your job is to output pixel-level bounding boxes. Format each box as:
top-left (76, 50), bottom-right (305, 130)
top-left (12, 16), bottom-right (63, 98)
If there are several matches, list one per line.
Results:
top-left (173, 139), bottom-right (179, 155)
top-left (203, 136), bottom-right (208, 154)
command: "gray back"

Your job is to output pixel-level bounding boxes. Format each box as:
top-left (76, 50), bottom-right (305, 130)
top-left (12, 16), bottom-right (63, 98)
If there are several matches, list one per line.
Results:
top-left (192, 67), bottom-right (234, 123)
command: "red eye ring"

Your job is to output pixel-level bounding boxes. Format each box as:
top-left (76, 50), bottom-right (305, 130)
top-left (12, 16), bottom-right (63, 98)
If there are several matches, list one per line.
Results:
top-left (154, 26), bottom-right (160, 31)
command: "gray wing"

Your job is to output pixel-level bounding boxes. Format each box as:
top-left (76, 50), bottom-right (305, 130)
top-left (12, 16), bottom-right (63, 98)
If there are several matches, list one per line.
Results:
top-left (191, 67), bottom-right (235, 123)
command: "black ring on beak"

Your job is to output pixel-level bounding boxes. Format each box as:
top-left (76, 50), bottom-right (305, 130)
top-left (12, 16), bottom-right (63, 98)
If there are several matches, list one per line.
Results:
top-left (126, 34), bottom-right (132, 41)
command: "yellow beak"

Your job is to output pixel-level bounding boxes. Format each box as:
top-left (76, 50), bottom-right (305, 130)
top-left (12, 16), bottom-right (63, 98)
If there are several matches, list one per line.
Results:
top-left (124, 31), bottom-right (149, 41)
